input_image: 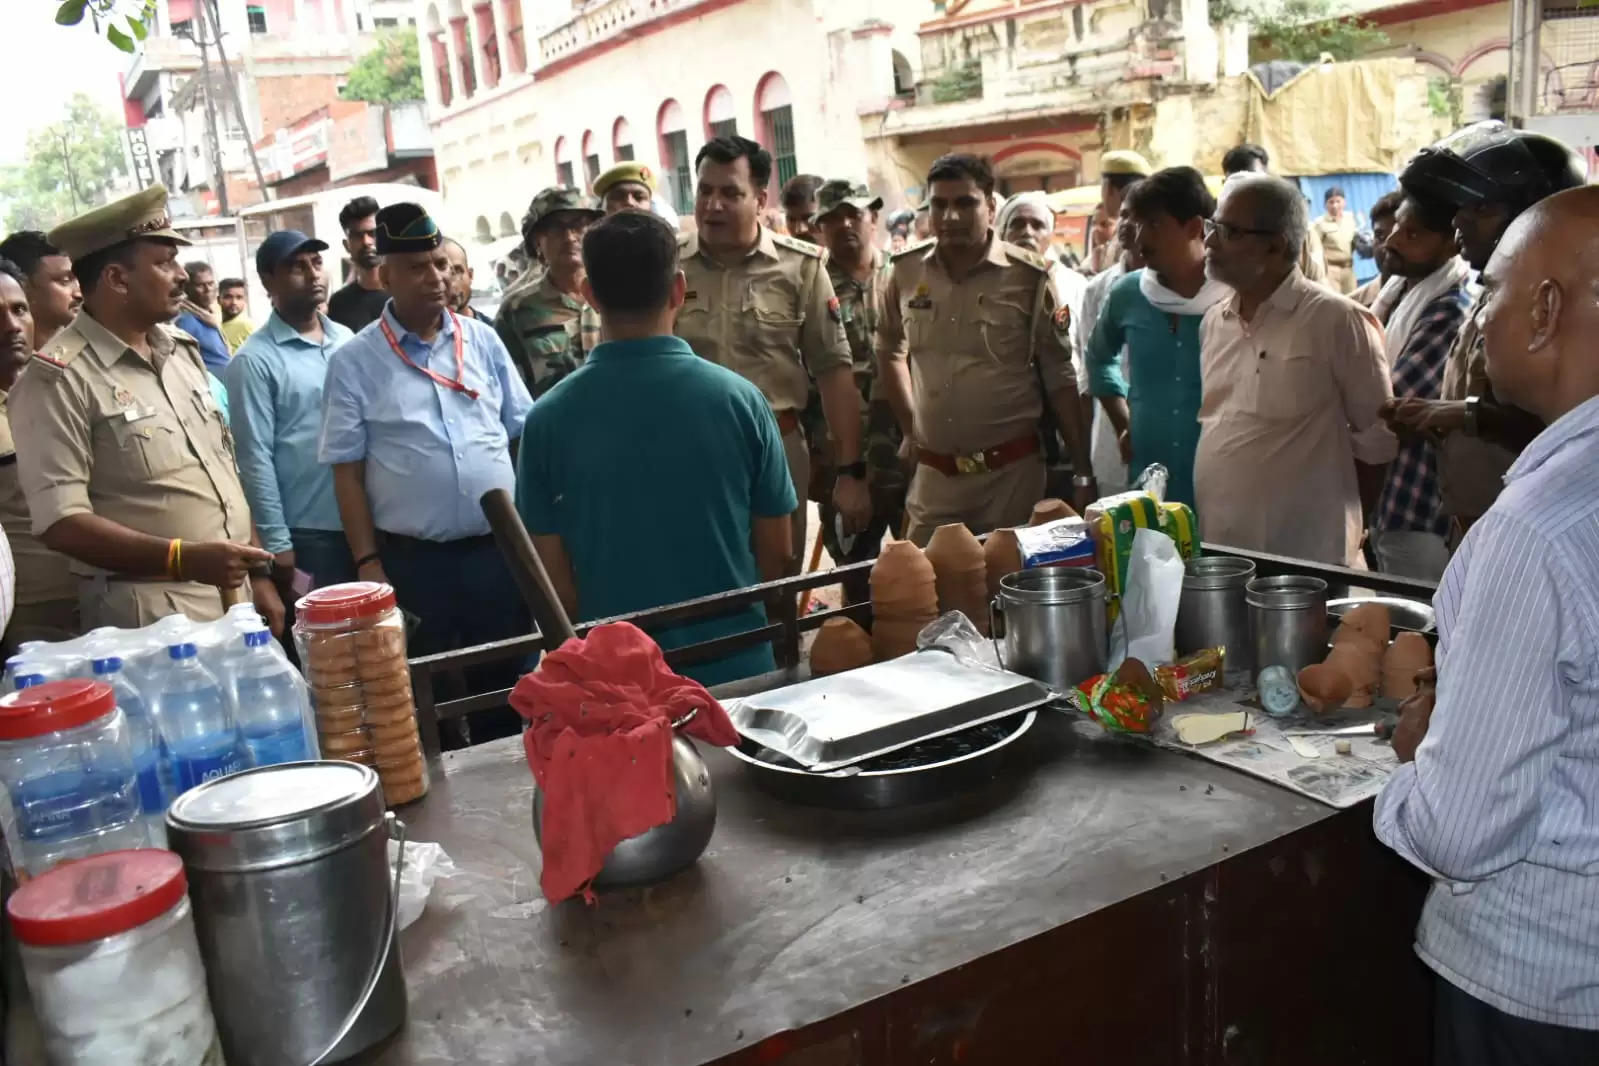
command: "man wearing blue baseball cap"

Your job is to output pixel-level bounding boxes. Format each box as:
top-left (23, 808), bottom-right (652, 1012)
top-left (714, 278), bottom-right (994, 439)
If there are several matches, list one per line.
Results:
top-left (225, 229), bottom-right (356, 593)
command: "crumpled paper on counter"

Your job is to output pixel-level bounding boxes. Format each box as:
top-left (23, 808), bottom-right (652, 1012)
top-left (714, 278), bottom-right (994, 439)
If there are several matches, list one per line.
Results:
top-left (388, 838), bottom-right (457, 930)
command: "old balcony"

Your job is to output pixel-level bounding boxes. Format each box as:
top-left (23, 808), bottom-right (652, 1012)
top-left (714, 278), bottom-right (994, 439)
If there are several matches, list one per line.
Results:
top-left (536, 0), bottom-right (715, 70)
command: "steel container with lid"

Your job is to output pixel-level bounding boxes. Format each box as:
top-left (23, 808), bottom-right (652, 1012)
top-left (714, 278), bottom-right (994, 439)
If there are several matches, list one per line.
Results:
top-left (990, 568), bottom-right (1108, 689)
top-left (1175, 556), bottom-right (1257, 684)
top-left (1246, 575), bottom-right (1330, 676)
top-left (8, 848), bottom-right (222, 1065)
top-left (166, 761), bottom-right (406, 1065)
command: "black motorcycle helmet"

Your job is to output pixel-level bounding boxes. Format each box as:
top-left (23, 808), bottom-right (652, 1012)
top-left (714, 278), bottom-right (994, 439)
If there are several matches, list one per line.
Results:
top-left (1400, 121), bottom-right (1586, 210)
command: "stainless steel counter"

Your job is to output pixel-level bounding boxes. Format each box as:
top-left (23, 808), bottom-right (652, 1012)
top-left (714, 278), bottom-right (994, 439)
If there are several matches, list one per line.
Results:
top-left (364, 691), bottom-right (1425, 1066)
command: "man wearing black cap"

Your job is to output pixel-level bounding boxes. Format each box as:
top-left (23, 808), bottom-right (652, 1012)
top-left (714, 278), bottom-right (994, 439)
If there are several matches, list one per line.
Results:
top-left (319, 202), bottom-right (533, 714)
top-left (1382, 122), bottom-right (1585, 535)
top-left (225, 230), bottom-right (356, 594)
top-left (10, 184), bottom-right (281, 631)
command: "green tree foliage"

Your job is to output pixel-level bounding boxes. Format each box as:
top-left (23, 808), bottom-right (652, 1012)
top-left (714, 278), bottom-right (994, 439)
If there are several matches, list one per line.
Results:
top-left (2, 93), bottom-right (130, 232)
top-left (341, 29), bottom-right (425, 104)
top-left (1210, 0), bottom-right (1388, 62)
top-left (51, 0), bottom-right (156, 53)
top-left (929, 61), bottom-right (982, 104)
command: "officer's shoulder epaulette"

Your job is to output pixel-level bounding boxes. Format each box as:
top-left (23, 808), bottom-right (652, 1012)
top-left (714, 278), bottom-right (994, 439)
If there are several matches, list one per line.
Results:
top-left (1001, 242), bottom-right (1050, 273)
top-left (772, 232), bottom-right (825, 259)
top-left (161, 322), bottom-right (199, 346)
top-left (32, 330), bottom-right (86, 371)
top-left (891, 239), bottom-right (935, 262)
top-left (676, 231), bottom-right (693, 248)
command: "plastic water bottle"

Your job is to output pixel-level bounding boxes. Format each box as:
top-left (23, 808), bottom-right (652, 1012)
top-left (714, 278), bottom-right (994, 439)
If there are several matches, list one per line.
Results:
top-left (148, 644), bottom-right (248, 795)
top-left (13, 674), bottom-right (48, 691)
top-left (91, 656), bottom-right (171, 838)
top-left (228, 630), bottom-right (314, 767)
top-left (6, 656), bottom-right (58, 692)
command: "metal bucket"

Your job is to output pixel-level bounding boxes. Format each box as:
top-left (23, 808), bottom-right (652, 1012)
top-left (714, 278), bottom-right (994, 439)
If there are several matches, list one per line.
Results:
top-left (1245, 575), bottom-right (1330, 677)
top-left (991, 568), bottom-right (1108, 689)
top-left (1175, 556), bottom-right (1257, 683)
top-left (166, 762), bottom-right (407, 1066)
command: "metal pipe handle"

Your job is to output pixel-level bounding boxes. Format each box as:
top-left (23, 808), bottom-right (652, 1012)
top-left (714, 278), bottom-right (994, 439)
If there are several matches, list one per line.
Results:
top-left (308, 813), bottom-right (407, 1066)
top-left (480, 487), bottom-right (579, 647)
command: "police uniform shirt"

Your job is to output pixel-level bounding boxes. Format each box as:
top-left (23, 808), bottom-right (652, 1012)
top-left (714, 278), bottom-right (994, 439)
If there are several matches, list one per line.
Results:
top-left (0, 391), bottom-right (75, 606)
top-left (11, 312), bottom-right (252, 556)
top-left (674, 226), bottom-right (852, 415)
top-left (875, 236), bottom-right (1076, 457)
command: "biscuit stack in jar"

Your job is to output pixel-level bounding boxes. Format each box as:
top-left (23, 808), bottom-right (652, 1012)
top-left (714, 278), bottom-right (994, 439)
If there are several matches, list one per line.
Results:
top-left (293, 583), bottom-right (429, 806)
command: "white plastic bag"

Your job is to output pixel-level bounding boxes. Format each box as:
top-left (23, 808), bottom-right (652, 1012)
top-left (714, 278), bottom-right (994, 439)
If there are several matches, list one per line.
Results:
top-left (388, 839), bottom-right (457, 930)
top-left (1109, 528), bottom-right (1184, 668)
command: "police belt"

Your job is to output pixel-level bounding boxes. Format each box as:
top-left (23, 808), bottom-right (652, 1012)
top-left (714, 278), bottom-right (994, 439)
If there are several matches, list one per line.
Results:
top-left (917, 434), bottom-right (1040, 477)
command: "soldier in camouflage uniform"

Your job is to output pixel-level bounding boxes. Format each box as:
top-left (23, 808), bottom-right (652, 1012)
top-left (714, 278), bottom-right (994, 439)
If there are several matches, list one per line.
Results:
top-left (492, 187), bottom-right (603, 397)
top-left (811, 180), bottom-right (903, 600)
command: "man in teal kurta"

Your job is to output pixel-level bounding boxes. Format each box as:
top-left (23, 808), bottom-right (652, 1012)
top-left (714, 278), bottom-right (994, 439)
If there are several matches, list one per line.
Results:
top-left (1085, 167), bottom-right (1228, 510)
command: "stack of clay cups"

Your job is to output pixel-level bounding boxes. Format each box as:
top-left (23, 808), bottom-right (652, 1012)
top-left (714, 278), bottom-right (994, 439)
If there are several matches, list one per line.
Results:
top-left (924, 523), bottom-right (990, 636)
top-left (869, 540), bottom-right (939, 661)
top-left (293, 582), bottom-right (430, 806)
top-left (983, 528), bottom-right (1024, 597)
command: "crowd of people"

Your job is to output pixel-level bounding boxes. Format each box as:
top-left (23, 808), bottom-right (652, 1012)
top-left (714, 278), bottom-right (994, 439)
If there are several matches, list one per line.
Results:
top-left (0, 109), bottom-right (1593, 1062)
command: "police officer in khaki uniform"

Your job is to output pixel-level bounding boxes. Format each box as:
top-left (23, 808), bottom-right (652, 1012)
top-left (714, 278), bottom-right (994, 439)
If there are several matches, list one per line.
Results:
top-left (11, 185), bottom-right (282, 631)
top-left (877, 154), bottom-right (1094, 546)
top-left (493, 186), bottom-right (603, 397)
top-left (0, 261), bottom-right (78, 649)
top-left (675, 136), bottom-right (869, 568)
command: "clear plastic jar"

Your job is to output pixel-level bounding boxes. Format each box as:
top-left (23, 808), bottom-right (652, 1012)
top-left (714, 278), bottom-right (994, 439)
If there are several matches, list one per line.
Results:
top-left (293, 582), bottom-right (429, 806)
top-left (0, 680), bottom-right (150, 879)
top-left (8, 849), bottom-right (223, 1065)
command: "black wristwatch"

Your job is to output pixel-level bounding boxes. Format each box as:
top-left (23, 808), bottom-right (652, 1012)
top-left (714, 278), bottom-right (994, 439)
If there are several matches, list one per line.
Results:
top-left (1463, 396), bottom-right (1481, 437)
top-left (838, 461), bottom-right (868, 479)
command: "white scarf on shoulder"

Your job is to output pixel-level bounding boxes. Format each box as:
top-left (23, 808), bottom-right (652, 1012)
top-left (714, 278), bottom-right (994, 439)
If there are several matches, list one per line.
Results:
top-left (1138, 269), bottom-right (1230, 317)
top-left (1375, 256), bottom-right (1471, 360)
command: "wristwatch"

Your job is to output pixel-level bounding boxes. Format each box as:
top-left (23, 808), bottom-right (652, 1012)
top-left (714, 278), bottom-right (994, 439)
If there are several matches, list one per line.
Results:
top-left (1463, 396), bottom-right (1481, 437)
top-left (1072, 474), bottom-right (1097, 488)
top-left (838, 461), bottom-right (868, 479)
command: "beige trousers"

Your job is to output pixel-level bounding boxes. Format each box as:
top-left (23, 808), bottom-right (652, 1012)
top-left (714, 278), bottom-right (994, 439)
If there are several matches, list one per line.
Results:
top-left (781, 427), bottom-right (810, 575)
top-left (903, 455), bottom-right (1047, 546)
top-left (79, 578), bottom-right (237, 630)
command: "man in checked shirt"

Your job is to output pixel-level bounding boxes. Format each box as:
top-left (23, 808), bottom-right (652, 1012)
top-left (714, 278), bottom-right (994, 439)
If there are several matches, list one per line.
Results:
top-left (1367, 190), bottom-right (1472, 579)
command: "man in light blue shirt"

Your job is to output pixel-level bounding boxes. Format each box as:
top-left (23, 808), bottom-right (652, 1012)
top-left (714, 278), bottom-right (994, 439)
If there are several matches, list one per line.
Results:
top-left (226, 230), bottom-right (354, 593)
top-left (319, 203), bottom-right (533, 730)
top-left (1375, 187), bottom-right (1599, 1064)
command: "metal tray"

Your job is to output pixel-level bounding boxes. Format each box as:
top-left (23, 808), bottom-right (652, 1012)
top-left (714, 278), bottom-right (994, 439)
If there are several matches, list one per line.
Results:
top-left (723, 648), bottom-right (1054, 772)
top-left (727, 711), bottom-right (1039, 809)
top-left (1328, 596), bottom-right (1435, 633)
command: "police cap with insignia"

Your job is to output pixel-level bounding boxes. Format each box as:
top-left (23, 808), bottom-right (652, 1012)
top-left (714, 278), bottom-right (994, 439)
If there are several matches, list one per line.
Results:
top-left (814, 179), bottom-right (884, 222)
top-left (373, 202), bottom-right (445, 255)
top-left (593, 162), bottom-right (657, 199)
top-left (47, 183), bottom-right (192, 263)
top-left (1099, 150), bottom-right (1152, 177)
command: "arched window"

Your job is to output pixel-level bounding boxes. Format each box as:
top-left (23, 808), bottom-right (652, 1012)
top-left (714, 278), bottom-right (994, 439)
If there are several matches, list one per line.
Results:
top-left (498, 211), bottom-right (516, 237)
top-left (613, 117), bottom-right (634, 162)
top-left (449, 0), bottom-right (476, 98)
top-left (475, 215), bottom-right (493, 242)
top-left (892, 50), bottom-right (914, 98)
top-left (554, 136), bottom-right (573, 188)
top-left (657, 99), bottom-right (690, 216)
top-left (755, 73), bottom-right (795, 187)
top-left (581, 130), bottom-right (599, 189)
top-left (704, 84), bottom-right (736, 140)
top-left (426, 4), bottom-right (453, 107)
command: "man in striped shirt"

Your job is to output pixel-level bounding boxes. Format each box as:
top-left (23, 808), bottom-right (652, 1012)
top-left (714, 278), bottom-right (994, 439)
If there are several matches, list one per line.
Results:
top-left (1375, 186), bottom-right (1599, 1064)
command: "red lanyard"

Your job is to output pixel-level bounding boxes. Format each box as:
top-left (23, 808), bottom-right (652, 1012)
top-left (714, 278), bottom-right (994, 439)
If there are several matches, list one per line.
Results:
top-left (378, 309), bottom-right (479, 400)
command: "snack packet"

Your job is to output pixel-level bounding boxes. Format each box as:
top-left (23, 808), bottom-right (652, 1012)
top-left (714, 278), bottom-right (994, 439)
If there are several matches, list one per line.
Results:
top-left (1071, 658), bottom-right (1165, 734)
top-left (1014, 517), bottom-right (1096, 570)
top-left (1154, 647), bottom-right (1225, 702)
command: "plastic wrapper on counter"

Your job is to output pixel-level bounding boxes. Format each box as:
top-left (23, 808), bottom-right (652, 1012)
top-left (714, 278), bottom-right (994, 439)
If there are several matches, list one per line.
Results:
top-left (1110, 527), bottom-right (1184, 669)
top-left (915, 610), bottom-right (1003, 672)
top-left (1071, 659), bottom-right (1165, 734)
top-left (1013, 517), bottom-right (1096, 571)
top-left (389, 838), bottom-right (456, 930)
top-left (1155, 647), bottom-right (1225, 702)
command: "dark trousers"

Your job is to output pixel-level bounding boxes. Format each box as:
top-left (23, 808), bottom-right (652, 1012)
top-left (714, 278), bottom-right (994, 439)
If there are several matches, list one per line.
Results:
top-left (1435, 974), bottom-right (1599, 1066)
top-left (289, 528), bottom-right (358, 590)
top-left (379, 532), bottom-right (531, 747)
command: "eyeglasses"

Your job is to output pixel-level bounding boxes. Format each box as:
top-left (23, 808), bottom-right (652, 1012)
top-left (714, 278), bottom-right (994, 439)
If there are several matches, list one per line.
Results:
top-left (1202, 218), bottom-right (1277, 241)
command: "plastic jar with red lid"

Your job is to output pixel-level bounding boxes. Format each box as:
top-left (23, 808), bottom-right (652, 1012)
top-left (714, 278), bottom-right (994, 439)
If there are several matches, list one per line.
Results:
top-left (0, 680), bottom-right (150, 879)
top-left (8, 848), bottom-right (222, 1064)
top-left (292, 582), bottom-right (429, 806)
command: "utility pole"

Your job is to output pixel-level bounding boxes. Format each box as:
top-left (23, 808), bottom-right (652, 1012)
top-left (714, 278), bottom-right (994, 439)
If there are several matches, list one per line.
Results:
top-left (202, 0), bottom-right (272, 204)
top-left (194, 16), bottom-right (231, 215)
top-left (56, 129), bottom-right (81, 214)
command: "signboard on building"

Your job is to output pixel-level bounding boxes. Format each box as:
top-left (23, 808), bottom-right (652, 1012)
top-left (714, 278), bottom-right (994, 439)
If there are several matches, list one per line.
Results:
top-left (124, 127), bottom-right (156, 188)
top-left (259, 110), bottom-right (331, 184)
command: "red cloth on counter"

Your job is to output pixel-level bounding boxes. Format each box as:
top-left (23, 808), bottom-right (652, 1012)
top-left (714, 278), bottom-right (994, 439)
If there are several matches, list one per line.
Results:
top-left (510, 621), bottom-right (739, 903)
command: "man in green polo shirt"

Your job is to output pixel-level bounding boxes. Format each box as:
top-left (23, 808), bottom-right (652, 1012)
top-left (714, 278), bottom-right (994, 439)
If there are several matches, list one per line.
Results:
top-left (513, 210), bottom-right (797, 686)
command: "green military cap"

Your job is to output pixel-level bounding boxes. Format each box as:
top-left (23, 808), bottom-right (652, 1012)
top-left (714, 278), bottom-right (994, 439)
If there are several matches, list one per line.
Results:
top-left (814, 179), bottom-right (883, 222)
top-left (524, 187), bottom-right (602, 232)
top-left (47, 183), bottom-right (190, 263)
top-left (593, 162), bottom-right (656, 198)
top-left (1100, 149), bottom-right (1152, 177)
top-left (374, 201), bottom-right (443, 254)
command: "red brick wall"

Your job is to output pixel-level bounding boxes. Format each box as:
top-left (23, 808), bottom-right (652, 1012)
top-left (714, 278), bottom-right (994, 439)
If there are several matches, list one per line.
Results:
top-left (257, 74), bottom-right (345, 136)
top-left (269, 156), bottom-right (439, 199)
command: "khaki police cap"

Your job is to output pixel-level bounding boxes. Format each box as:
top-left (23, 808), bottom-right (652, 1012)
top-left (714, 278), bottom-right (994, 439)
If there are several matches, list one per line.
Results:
top-left (524, 187), bottom-right (602, 232)
top-left (47, 184), bottom-right (191, 263)
top-left (1100, 150), bottom-right (1152, 177)
top-left (594, 162), bottom-right (657, 199)
top-left (815, 179), bottom-right (883, 222)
